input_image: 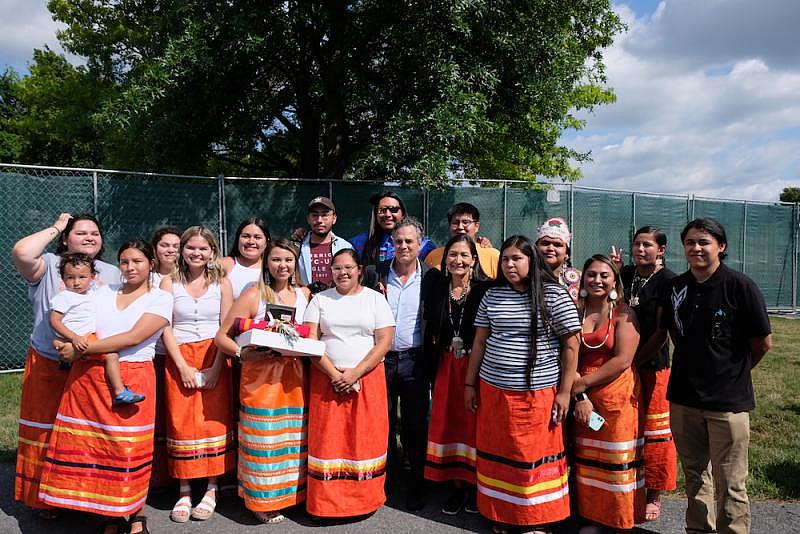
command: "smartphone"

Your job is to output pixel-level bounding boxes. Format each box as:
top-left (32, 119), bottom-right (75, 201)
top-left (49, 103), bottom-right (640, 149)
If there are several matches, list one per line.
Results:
top-left (195, 371), bottom-right (206, 388)
top-left (587, 411), bottom-right (605, 431)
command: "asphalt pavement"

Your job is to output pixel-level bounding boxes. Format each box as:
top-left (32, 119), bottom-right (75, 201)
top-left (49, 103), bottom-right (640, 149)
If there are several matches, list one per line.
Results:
top-left (2, 463), bottom-right (798, 533)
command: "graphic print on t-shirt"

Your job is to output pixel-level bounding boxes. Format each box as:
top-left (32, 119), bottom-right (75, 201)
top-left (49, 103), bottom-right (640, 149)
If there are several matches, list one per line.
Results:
top-left (309, 240), bottom-right (333, 286)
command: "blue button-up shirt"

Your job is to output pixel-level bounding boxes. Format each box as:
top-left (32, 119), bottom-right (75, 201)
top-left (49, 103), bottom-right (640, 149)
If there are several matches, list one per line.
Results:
top-left (386, 260), bottom-right (423, 351)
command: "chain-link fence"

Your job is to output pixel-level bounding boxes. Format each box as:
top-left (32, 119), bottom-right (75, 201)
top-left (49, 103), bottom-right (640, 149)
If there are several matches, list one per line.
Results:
top-left (2, 163), bottom-right (796, 370)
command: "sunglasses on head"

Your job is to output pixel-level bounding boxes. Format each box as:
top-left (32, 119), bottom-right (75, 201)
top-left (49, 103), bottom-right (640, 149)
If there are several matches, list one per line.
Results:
top-left (377, 206), bottom-right (401, 214)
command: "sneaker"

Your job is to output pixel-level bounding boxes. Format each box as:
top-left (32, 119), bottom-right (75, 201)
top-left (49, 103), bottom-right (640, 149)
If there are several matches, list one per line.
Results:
top-left (464, 488), bottom-right (479, 514)
top-left (113, 386), bottom-right (146, 405)
top-left (441, 488), bottom-right (466, 515)
top-left (405, 487), bottom-right (427, 512)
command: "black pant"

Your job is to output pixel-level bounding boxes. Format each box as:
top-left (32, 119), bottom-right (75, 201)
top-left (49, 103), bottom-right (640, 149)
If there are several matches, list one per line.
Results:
top-left (384, 349), bottom-right (430, 482)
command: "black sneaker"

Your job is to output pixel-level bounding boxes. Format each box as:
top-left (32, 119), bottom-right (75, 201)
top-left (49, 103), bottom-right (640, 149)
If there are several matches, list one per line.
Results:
top-left (441, 488), bottom-right (466, 515)
top-left (464, 488), bottom-right (479, 514)
top-left (405, 487), bottom-right (427, 512)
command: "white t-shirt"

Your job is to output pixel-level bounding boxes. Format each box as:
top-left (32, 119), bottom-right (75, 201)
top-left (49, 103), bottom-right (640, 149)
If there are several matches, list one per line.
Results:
top-left (304, 287), bottom-right (395, 369)
top-left (28, 252), bottom-right (119, 359)
top-left (50, 290), bottom-right (95, 336)
top-left (93, 285), bottom-right (173, 362)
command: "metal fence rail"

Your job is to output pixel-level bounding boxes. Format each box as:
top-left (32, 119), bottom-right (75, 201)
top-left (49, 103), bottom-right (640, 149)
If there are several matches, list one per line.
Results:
top-left (2, 163), bottom-right (796, 370)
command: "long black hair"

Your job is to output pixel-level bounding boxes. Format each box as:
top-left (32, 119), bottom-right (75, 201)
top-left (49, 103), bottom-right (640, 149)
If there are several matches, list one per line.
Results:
top-left (363, 191), bottom-right (406, 267)
top-left (439, 234), bottom-right (488, 281)
top-left (495, 235), bottom-right (558, 389)
top-left (432, 235), bottom-right (489, 344)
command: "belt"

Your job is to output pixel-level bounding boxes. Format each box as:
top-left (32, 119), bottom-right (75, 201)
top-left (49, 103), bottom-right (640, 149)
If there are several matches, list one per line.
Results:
top-left (385, 348), bottom-right (423, 359)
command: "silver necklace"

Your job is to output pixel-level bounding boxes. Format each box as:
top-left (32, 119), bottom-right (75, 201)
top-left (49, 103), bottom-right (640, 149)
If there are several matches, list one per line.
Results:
top-left (630, 268), bottom-right (657, 307)
top-left (448, 285), bottom-right (469, 358)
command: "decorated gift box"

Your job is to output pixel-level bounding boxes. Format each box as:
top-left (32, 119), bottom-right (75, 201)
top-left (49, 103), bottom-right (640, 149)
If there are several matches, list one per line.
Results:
top-left (234, 317), bottom-right (325, 358)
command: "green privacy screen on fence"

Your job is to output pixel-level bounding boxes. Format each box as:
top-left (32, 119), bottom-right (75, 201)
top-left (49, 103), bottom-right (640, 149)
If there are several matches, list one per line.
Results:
top-left (1, 163), bottom-right (796, 370)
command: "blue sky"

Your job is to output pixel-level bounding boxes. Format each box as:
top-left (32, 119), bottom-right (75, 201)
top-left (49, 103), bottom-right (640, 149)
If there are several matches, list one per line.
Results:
top-left (565, 1), bottom-right (800, 201)
top-left (2, 1), bottom-right (799, 201)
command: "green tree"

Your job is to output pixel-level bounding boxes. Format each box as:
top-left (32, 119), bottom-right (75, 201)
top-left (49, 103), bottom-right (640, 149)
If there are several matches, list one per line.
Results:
top-left (49, 0), bottom-right (623, 184)
top-left (0, 68), bottom-right (23, 161)
top-left (0, 48), bottom-right (116, 167)
top-left (780, 187), bottom-right (800, 203)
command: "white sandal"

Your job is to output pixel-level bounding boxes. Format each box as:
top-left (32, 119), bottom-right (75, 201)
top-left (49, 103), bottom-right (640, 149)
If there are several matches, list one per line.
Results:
top-left (169, 493), bottom-right (192, 523)
top-left (191, 484), bottom-right (217, 521)
top-left (254, 511), bottom-right (286, 524)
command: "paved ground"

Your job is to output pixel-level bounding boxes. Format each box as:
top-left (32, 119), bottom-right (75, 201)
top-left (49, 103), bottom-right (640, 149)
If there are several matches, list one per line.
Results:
top-left (2, 463), bottom-right (798, 533)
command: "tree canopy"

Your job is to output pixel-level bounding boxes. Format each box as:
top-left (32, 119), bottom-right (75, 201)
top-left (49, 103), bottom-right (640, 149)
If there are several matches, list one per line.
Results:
top-left (0, 48), bottom-right (115, 167)
top-left (780, 187), bottom-right (800, 203)
top-left (4, 1), bottom-right (624, 185)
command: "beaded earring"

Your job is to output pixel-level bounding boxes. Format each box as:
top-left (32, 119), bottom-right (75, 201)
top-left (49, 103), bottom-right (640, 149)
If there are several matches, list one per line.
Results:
top-left (579, 288), bottom-right (587, 298)
top-left (609, 289), bottom-right (618, 301)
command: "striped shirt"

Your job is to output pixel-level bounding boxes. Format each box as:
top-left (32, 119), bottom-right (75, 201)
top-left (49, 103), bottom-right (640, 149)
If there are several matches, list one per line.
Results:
top-left (475, 283), bottom-right (580, 391)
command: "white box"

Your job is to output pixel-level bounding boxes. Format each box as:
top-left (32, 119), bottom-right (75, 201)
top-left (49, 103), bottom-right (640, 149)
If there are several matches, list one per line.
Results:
top-left (235, 329), bottom-right (326, 358)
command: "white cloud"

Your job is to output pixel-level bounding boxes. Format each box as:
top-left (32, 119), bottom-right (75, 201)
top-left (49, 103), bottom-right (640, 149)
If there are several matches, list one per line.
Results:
top-left (0, 1), bottom-right (71, 71)
top-left (569, 0), bottom-right (800, 201)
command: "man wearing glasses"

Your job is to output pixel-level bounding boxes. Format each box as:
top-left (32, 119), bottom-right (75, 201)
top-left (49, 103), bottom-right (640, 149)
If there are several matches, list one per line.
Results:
top-left (297, 196), bottom-right (353, 292)
top-left (424, 203), bottom-right (499, 278)
top-left (350, 192), bottom-right (436, 267)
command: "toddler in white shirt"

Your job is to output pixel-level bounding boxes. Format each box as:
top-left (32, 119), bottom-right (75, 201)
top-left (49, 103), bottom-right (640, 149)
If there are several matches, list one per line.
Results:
top-left (49, 253), bottom-right (145, 406)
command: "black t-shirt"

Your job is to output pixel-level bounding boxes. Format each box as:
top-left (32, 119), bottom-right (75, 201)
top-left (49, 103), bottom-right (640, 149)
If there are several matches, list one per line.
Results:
top-left (621, 265), bottom-right (676, 370)
top-left (660, 263), bottom-right (771, 412)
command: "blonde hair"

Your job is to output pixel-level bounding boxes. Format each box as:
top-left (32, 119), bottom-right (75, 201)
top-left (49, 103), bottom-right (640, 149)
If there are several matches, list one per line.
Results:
top-left (172, 226), bottom-right (225, 285)
top-left (258, 238), bottom-right (299, 304)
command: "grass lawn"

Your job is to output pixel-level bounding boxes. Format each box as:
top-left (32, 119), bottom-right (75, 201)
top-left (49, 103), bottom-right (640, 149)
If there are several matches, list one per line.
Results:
top-left (0, 317), bottom-right (798, 500)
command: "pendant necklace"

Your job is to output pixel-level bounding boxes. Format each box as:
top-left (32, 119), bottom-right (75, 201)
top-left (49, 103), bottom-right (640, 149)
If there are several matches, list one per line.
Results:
top-left (630, 268), bottom-right (657, 307)
top-left (448, 285), bottom-right (469, 358)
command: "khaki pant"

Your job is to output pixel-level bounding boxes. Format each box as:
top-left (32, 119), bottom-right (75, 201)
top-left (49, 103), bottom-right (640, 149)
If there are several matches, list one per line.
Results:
top-left (670, 403), bottom-right (751, 534)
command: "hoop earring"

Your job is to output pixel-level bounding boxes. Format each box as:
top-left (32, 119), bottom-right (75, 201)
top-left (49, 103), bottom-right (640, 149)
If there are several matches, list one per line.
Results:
top-left (206, 260), bottom-right (216, 270)
top-left (579, 288), bottom-right (587, 298)
top-left (609, 289), bottom-right (618, 301)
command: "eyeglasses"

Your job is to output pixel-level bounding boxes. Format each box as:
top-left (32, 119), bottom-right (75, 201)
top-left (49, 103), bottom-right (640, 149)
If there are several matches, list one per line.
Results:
top-left (331, 264), bottom-right (358, 272)
top-left (449, 219), bottom-right (475, 228)
top-left (377, 206), bottom-right (401, 214)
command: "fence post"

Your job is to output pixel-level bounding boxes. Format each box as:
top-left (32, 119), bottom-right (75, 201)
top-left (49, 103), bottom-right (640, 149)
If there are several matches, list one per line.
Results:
top-left (742, 200), bottom-right (748, 274)
top-left (92, 170), bottom-right (99, 217)
top-left (502, 181), bottom-right (508, 242)
top-left (423, 188), bottom-right (429, 236)
top-left (569, 184), bottom-right (575, 260)
top-left (794, 203), bottom-right (798, 312)
top-left (631, 192), bottom-right (637, 240)
top-left (218, 174), bottom-right (227, 255)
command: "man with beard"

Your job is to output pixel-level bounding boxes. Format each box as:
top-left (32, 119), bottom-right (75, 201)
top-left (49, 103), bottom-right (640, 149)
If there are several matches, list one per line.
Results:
top-left (297, 196), bottom-right (353, 292)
